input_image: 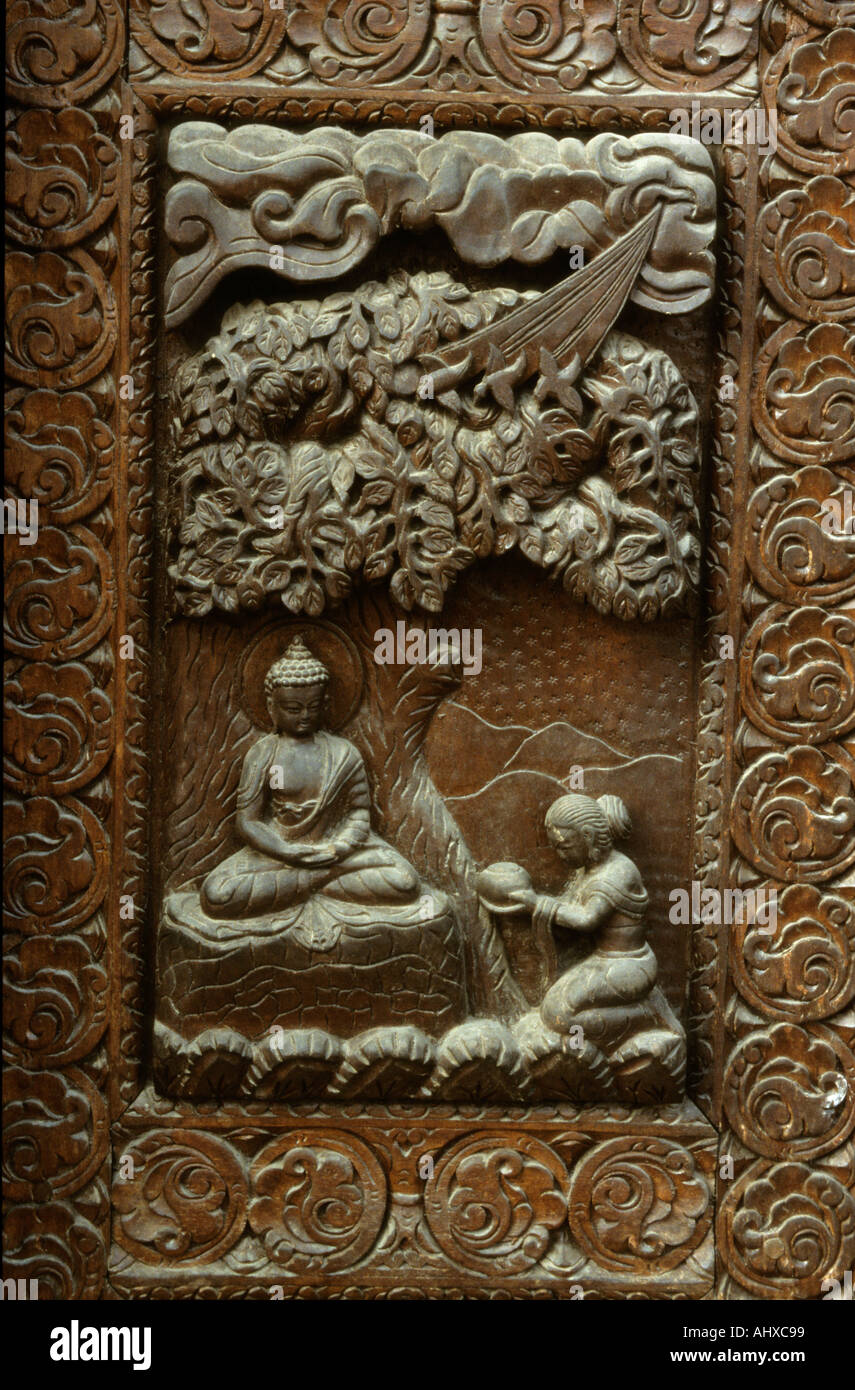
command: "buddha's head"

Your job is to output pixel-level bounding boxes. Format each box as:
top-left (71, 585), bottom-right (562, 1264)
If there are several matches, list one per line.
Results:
top-left (264, 636), bottom-right (330, 738)
top-left (545, 793), bottom-right (632, 868)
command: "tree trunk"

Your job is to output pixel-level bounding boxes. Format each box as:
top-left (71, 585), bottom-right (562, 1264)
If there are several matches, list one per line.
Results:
top-left (342, 589), bottom-right (525, 1020)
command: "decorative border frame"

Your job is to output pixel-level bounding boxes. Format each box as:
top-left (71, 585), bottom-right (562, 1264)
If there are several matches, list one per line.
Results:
top-left (4, 1), bottom-right (853, 1300)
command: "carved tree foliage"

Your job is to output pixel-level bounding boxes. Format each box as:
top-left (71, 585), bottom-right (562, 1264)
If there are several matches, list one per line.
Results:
top-left (168, 274), bottom-right (702, 623)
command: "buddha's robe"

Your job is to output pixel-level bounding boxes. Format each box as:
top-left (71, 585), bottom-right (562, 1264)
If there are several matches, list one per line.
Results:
top-left (201, 730), bottom-right (419, 920)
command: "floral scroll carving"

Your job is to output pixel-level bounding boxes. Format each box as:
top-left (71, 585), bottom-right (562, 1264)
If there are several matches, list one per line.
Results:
top-left (3, 1065), bottom-right (108, 1201)
top-left (744, 466), bottom-right (855, 605)
top-left (4, 661), bottom-right (114, 795)
top-left (730, 885), bottom-right (855, 1022)
top-left (767, 28), bottom-right (855, 174)
top-left (4, 250), bottom-right (118, 389)
top-left (475, 0), bottom-right (618, 91)
top-left (719, 4), bottom-right (855, 1302)
top-left (128, 0), bottom-right (763, 93)
top-left (719, 1161), bottom-right (855, 1299)
top-left (2, 1201), bottom-right (106, 1299)
top-left (4, 929), bottom-right (109, 1068)
top-left (248, 1131), bottom-right (387, 1271)
top-left (723, 1022), bottom-right (855, 1161)
top-left (732, 746), bottom-right (855, 883)
top-left (424, 1134), bottom-right (568, 1273)
top-left (3, 0), bottom-right (121, 1296)
top-left (114, 1130), bottom-right (248, 1263)
top-left (6, 0), bottom-right (124, 106)
top-left (284, 0), bottom-right (433, 85)
top-left (110, 1118), bottom-right (714, 1289)
top-left (753, 322), bottom-right (855, 464)
top-left (739, 604), bottom-right (855, 745)
top-left (758, 176), bottom-right (855, 323)
top-left (5, 387), bottom-right (114, 522)
top-left (5, 109), bottom-right (120, 250)
top-left (4, 797), bottom-right (109, 935)
top-left (131, 0), bottom-right (289, 77)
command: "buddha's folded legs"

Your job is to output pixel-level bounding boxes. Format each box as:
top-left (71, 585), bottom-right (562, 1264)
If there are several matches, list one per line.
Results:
top-left (200, 848), bottom-right (317, 919)
top-left (200, 838), bottom-right (420, 919)
top-left (321, 837), bottom-right (420, 905)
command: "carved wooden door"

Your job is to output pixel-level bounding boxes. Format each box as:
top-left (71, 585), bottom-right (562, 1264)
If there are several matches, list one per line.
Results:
top-left (4, 1), bottom-right (854, 1305)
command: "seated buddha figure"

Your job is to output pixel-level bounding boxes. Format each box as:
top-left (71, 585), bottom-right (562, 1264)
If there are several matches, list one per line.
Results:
top-left (200, 636), bottom-right (420, 920)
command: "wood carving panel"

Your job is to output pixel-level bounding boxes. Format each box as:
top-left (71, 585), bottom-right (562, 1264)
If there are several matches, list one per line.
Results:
top-left (145, 121), bottom-right (717, 1127)
top-left (2, 0), bottom-right (853, 1307)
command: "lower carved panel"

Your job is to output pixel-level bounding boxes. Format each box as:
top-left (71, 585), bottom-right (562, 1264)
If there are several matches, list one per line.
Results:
top-left (109, 1092), bottom-right (714, 1298)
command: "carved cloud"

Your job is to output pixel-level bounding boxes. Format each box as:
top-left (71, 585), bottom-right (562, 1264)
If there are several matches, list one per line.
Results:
top-left (164, 124), bottom-right (716, 328)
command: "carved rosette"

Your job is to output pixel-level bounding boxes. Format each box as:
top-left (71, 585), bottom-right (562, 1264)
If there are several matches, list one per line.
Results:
top-left (114, 1130), bottom-right (248, 1264)
top-left (3, 0), bottom-right (124, 1297)
top-left (248, 1131), bottom-right (387, 1272)
top-left (568, 1137), bottom-right (712, 1273)
top-left (423, 1134), bottom-right (569, 1273)
top-left (718, 3), bottom-right (855, 1300)
top-left (719, 1159), bottom-right (855, 1298)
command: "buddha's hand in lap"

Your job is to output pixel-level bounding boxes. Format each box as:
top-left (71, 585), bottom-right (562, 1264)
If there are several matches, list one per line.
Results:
top-left (267, 839), bottom-right (339, 868)
top-left (296, 841), bottom-right (339, 868)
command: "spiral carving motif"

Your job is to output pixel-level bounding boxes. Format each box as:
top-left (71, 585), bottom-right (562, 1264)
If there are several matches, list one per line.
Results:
top-left (723, 1022), bottom-right (855, 1159)
top-left (4, 660), bottom-right (113, 794)
top-left (424, 1134), bottom-right (568, 1274)
top-left (618, 0), bottom-right (762, 90)
top-left (249, 1131), bottom-right (387, 1271)
top-left (732, 745), bottom-right (855, 882)
top-left (6, 0), bottom-right (123, 106)
top-left (758, 175), bottom-right (855, 322)
top-left (476, 0), bottom-right (618, 90)
top-left (3, 795), bottom-right (108, 933)
top-left (6, 108), bottom-right (119, 248)
top-left (740, 604), bottom-right (855, 744)
top-left (4, 930), bottom-right (108, 1066)
top-left (131, 0), bottom-right (288, 77)
top-left (4, 250), bottom-right (117, 388)
top-left (3, 1066), bottom-right (108, 1201)
top-left (2, 1201), bottom-right (105, 1299)
top-left (752, 322), bottom-right (855, 464)
top-left (730, 884), bottom-right (855, 1021)
top-left (5, 387), bottom-right (114, 521)
top-left (568, 1137), bottom-right (711, 1273)
top-left (114, 1130), bottom-right (248, 1265)
top-left (720, 1160), bottom-right (855, 1298)
top-left (765, 28), bottom-right (855, 174)
top-left (4, 524), bottom-right (115, 660)
top-left (744, 467), bottom-right (855, 605)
